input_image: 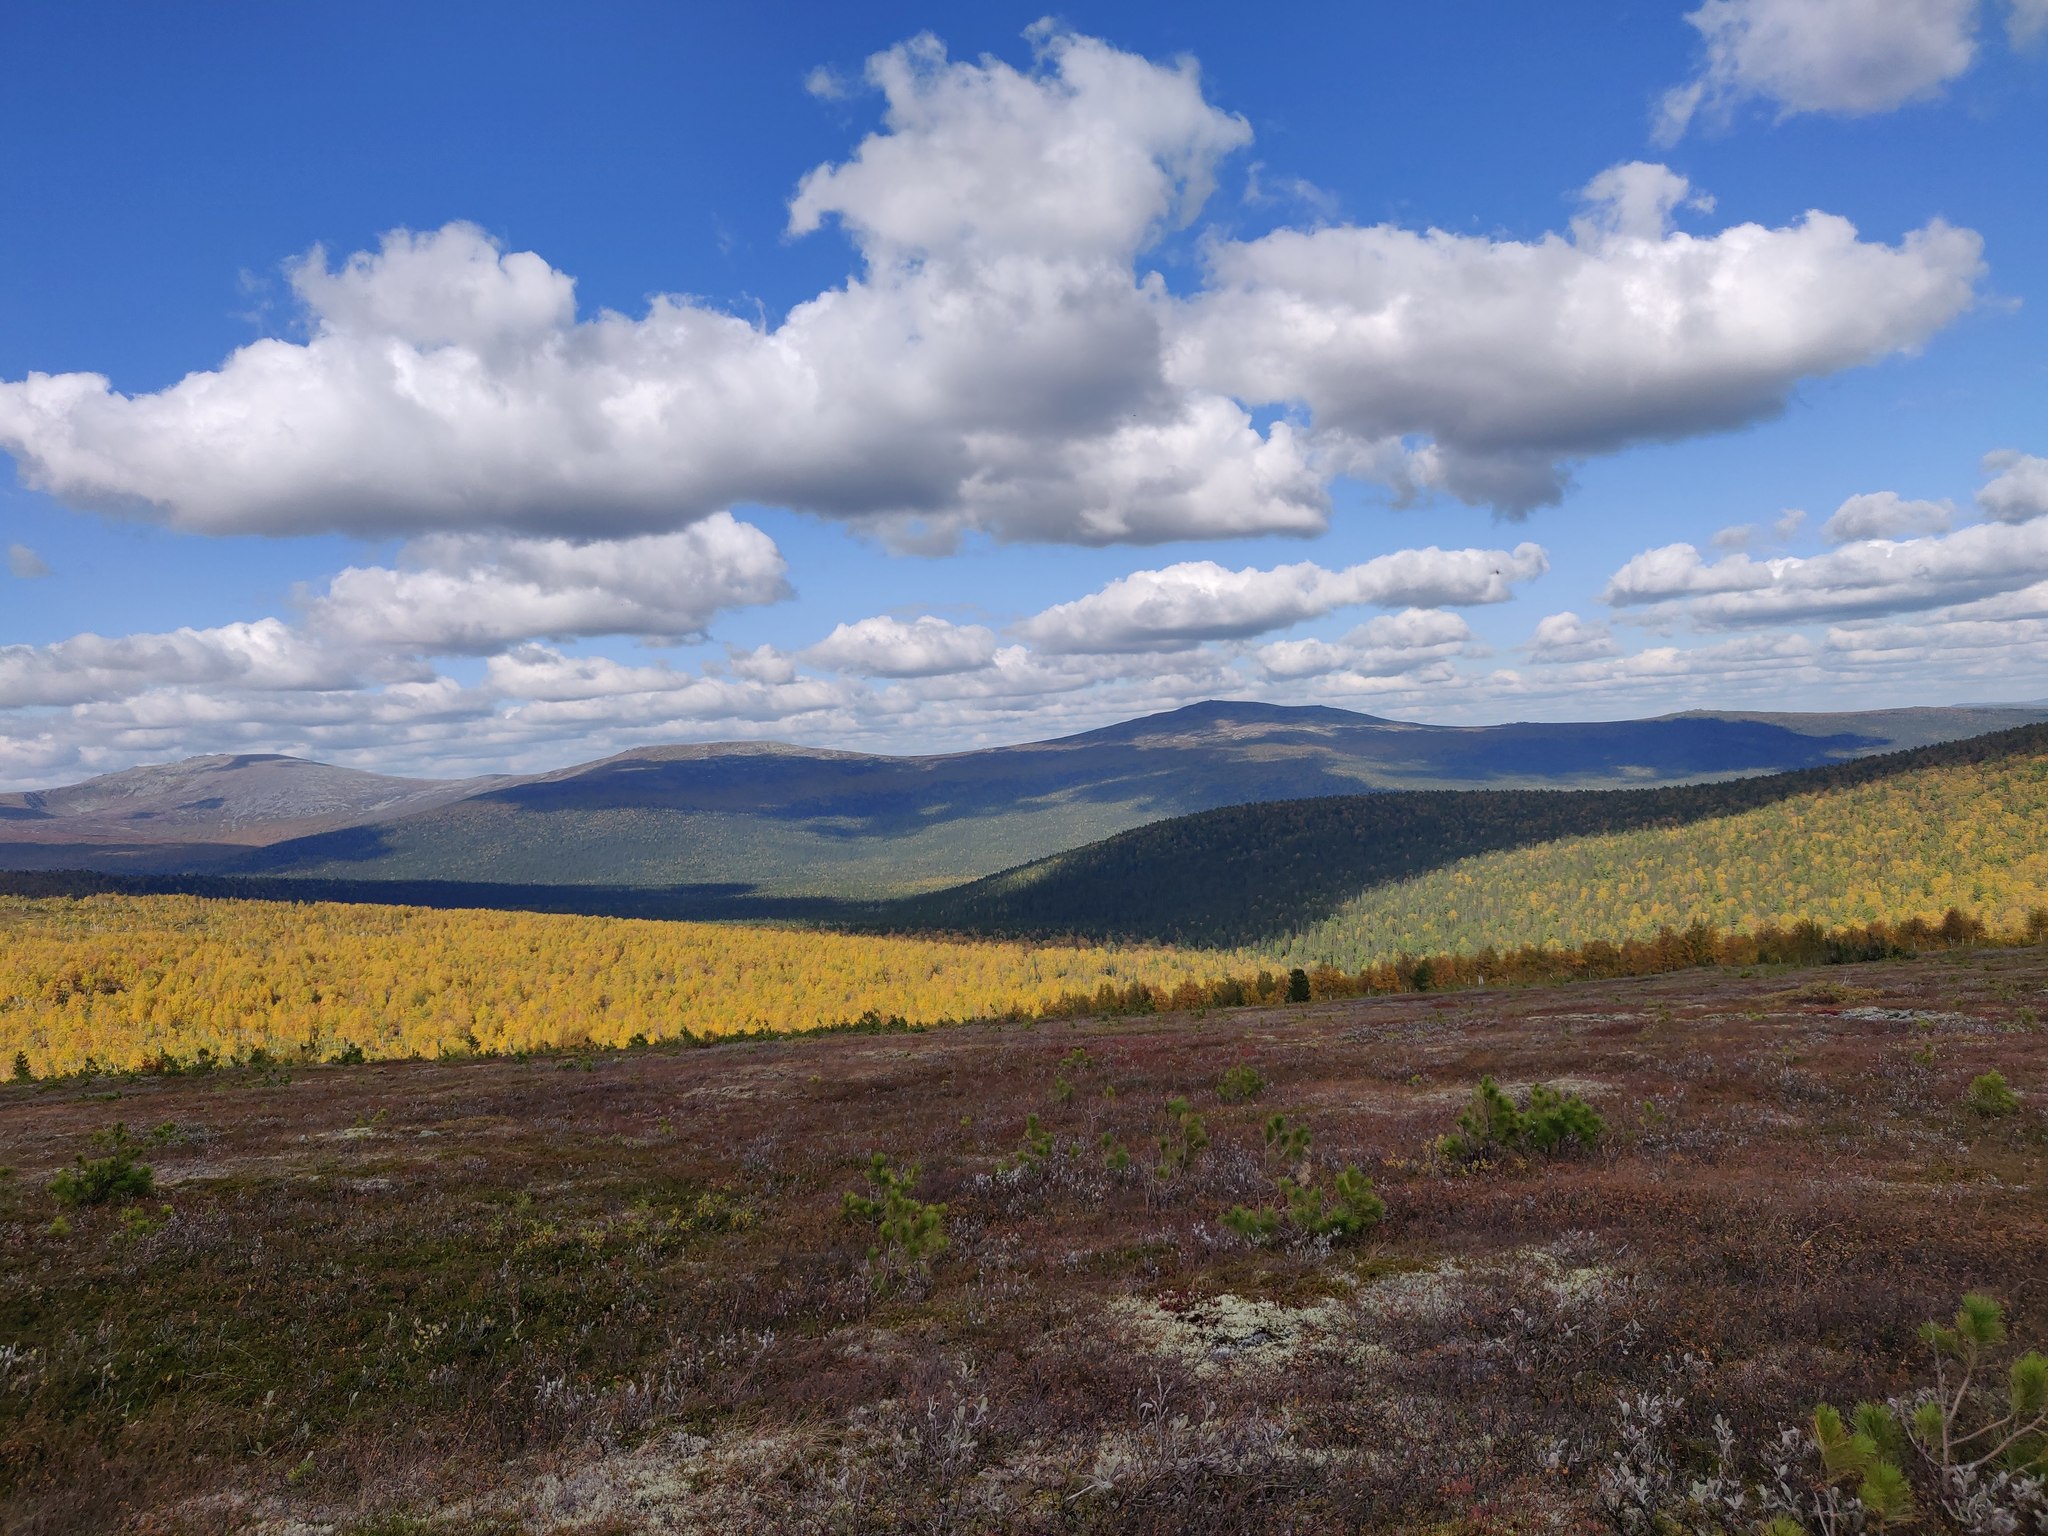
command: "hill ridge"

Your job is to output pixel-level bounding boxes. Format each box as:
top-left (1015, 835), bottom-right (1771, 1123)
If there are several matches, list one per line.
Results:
top-left (876, 721), bottom-right (2048, 949)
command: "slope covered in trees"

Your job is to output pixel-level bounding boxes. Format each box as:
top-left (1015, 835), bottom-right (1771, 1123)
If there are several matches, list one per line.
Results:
top-left (1276, 746), bottom-right (2048, 969)
top-left (883, 724), bottom-right (2048, 948)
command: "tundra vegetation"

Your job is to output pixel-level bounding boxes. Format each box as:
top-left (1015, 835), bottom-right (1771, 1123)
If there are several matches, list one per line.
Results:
top-left (3, 941), bottom-right (2045, 1533)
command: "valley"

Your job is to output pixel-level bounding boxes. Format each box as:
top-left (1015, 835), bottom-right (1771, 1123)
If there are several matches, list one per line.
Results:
top-left (4, 944), bottom-right (2043, 1533)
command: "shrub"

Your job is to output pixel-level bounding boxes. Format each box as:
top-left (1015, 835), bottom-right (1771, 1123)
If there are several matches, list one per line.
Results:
top-left (1437, 1076), bottom-right (1603, 1162)
top-left (1285, 968), bottom-right (1312, 1003)
top-left (1811, 1401), bottom-right (1916, 1527)
top-left (1216, 1064), bottom-right (1266, 1103)
top-left (50, 1125), bottom-right (154, 1207)
top-left (1907, 1293), bottom-right (2048, 1486)
top-left (118, 1203), bottom-right (172, 1241)
top-left (1438, 1075), bottom-right (1522, 1160)
top-left (1005, 1113), bottom-right (1054, 1170)
top-left (1156, 1097), bottom-right (1209, 1178)
top-left (1523, 1082), bottom-right (1609, 1151)
top-left (1965, 1069), bottom-right (2021, 1117)
top-left (9, 1051), bottom-right (30, 1084)
top-left (1282, 1166), bottom-right (1386, 1239)
top-left (1225, 1164), bottom-right (1384, 1245)
top-left (1602, 1295), bottom-right (2048, 1536)
top-left (1220, 1203), bottom-right (1281, 1244)
top-left (841, 1154), bottom-right (948, 1262)
top-left (1263, 1113), bottom-right (1311, 1164)
top-left (1098, 1132), bottom-right (1130, 1173)
top-left (329, 1042), bottom-right (367, 1066)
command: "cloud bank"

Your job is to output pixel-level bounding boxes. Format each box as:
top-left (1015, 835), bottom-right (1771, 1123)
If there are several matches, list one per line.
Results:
top-left (0, 33), bottom-right (1985, 541)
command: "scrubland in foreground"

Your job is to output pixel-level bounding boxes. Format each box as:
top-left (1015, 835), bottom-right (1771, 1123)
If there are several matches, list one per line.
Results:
top-left (3, 945), bottom-right (2046, 1534)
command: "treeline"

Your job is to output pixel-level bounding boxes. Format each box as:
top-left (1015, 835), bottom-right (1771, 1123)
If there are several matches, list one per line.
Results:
top-left (881, 723), bottom-right (2048, 949)
top-left (6, 890), bottom-right (2042, 1083)
top-left (0, 893), bottom-right (1221, 1079)
top-left (1035, 906), bottom-right (2048, 1020)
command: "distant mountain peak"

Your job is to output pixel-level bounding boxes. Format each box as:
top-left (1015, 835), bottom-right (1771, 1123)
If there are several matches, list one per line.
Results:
top-left (1060, 699), bottom-right (1399, 745)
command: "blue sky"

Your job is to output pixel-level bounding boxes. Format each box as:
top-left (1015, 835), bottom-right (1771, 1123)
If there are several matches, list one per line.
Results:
top-left (1, 0), bottom-right (2045, 783)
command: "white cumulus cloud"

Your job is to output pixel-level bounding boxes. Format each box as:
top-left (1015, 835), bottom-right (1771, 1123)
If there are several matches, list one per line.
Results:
top-left (801, 615), bottom-right (999, 677)
top-left (1656, 0), bottom-right (1980, 142)
top-left (1254, 609), bottom-right (1475, 681)
top-left (1820, 490), bottom-right (1954, 542)
top-left (0, 33), bottom-right (1988, 537)
top-left (303, 514), bottom-right (789, 655)
top-left (1527, 611), bottom-right (1621, 662)
top-left (1979, 450), bottom-right (2048, 523)
top-left (1015, 544), bottom-right (1547, 654)
top-left (1175, 165), bottom-right (1982, 513)
top-left (0, 619), bottom-right (394, 710)
top-left (1604, 517), bottom-right (2048, 627)
top-left (0, 35), bottom-right (1318, 549)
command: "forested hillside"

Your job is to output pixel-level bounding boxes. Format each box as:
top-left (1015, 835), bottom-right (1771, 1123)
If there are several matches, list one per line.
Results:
top-left (886, 724), bottom-right (2048, 948)
top-left (1276, 746), bottom-right (2048, 968)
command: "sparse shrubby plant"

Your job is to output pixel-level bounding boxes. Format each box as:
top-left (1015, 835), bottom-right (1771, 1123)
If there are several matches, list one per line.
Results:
top-left (1224, 1164), bottom-right (1384, 1244)
top-left (1436, 1075), bottom-right (1604, 1162)
top-left (1905, 1294), bottom-right (2048, 1504)
top-left (1004, 1113), bottom-right (1055, 1171)
top-left (841, 1154), bottom-right (947, 1262)
top-left (1098, 1132), bottom-right (1130, 1172)
top-left (1811, 1401), bottom-right (1917, 1528)
top-left (1964, 1070), bottom-right (2020, 1117)
top-left (1224, 1113), bottom-right (1385, 1243)
top-left (1445, 1074), bottom-right (1521, 1156)
top-left (1155, 1097), bottom-right (1208, 1178)
top-left (49, 1124), bottom-right (154, 1207)
top-left (1216, 1064), bottom-right (1266, 1103)
top-left (1602, 1295), bottom-right (2048, 1536)
top-left (1220, 1203), bottom-right (1281, 1243)
top-left (118, 1203), bottom-right (173, 1241)
top-left (1263, 1112), bottom-right (1311, 1164)
top-left (1280, 1166), bottom-right (1386, 1239)
top-left (1523, 1081), bottom-right (1608, 1151)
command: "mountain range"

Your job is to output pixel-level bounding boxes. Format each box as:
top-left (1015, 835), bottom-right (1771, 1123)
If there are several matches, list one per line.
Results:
top-left (3, 699), bottom-right (2043, 898)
